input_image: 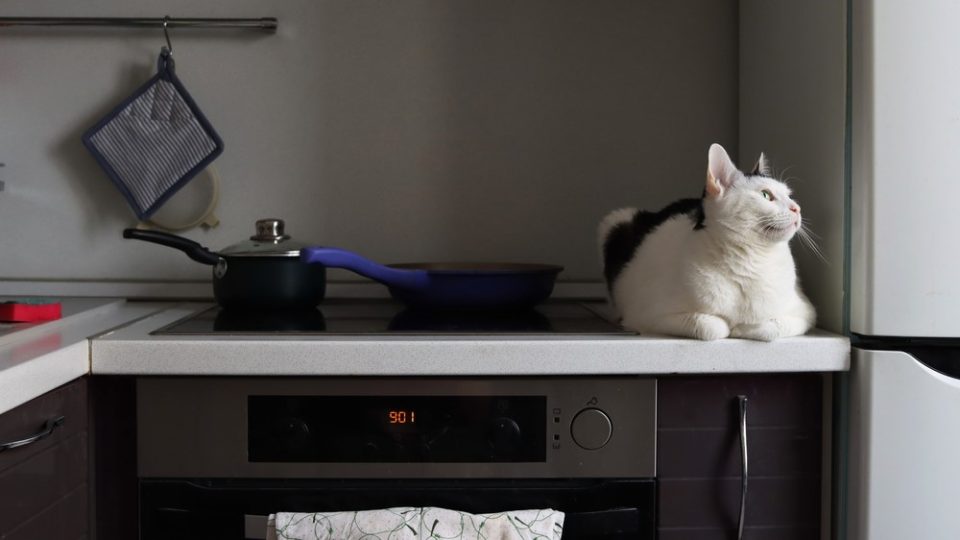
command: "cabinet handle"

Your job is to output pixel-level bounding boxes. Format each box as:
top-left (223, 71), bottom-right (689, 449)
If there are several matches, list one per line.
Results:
top-left (0, 416), bottom-right (65, 452)
top-left (737, 396), bottom-right (748, 540)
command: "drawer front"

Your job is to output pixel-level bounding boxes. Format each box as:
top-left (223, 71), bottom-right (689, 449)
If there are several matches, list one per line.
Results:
top-left (0, 378), bottom-right (87, 472)
top-left (658, 374), bottom-right (822, 429)
top-left (0, 378), bottom-right (88, 538)
top-left (657, 374), bottom-right (824, 539)
top-left (3, 483), bottom-right (88, 540)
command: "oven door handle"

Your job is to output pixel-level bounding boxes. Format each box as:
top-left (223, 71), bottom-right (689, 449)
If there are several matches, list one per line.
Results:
top-left (245, 507), bottom-right (642, 539)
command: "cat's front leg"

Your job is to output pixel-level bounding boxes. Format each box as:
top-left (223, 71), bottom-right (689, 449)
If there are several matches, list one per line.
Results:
top-left (731, 316), bottom-right (812, 342)
top-left (642, 312), bottom-right (731, 341)
top-left (730, 321), bottom-right (780, 341)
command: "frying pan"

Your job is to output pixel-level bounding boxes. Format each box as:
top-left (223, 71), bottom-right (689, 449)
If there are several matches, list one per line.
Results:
top-left (301, 247), bottom-right (563, 311)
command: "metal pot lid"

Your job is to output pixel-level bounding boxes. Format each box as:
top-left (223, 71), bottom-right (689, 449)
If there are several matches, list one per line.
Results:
top-left (218, 219), bottom-right (309, 257)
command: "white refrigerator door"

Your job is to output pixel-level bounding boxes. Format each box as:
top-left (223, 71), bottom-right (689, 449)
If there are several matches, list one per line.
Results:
top-left (851, 0), bottom-right (960, 337)
top-left (848, 349), bottom-right (960, 540)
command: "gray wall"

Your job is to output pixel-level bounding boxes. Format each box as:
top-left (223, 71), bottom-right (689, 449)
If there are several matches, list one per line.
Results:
top-left (740, 0), bottom-right (847, 333)
top-left (0, 0), bottom-right (738, 296)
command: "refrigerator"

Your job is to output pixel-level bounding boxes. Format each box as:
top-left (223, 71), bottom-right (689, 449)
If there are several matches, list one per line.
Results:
top-left (848, 1), bottom-right (960, 538)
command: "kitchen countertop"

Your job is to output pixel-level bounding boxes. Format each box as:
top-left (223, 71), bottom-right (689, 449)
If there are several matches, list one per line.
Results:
top-left (0, 300), bottom-right (850, 414)
top-left (91, 303), bottom-right (850, 376)
top-left (0, 298), bottom-right (122, 342)
top-left (0, 298), bottom-right (173, 415)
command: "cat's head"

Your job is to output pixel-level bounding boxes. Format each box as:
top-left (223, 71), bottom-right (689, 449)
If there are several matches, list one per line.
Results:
top-left (703, 143), bottom-right (801, 245)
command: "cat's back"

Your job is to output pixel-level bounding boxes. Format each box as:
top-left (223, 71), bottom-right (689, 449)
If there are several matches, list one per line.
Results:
top-left (599, 198), bottom-right (705, 287)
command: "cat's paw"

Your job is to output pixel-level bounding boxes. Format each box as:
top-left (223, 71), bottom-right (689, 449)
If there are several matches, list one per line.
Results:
top-left (691, 314), bottom-right (731, 341)
top-left (730, 321), bottom-right (781, 342)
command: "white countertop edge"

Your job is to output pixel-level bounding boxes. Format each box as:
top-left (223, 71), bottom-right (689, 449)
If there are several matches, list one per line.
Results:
top-left (0, 341), bottom-right (89, 415)
top-left (91, 335), bottom-right (850, 375)
top-left (90, 303), bottom-right (850, 375)
top-left (0, 300), bottom-right (177, 414)
top-left (0, 298), bottom-right (125, 347)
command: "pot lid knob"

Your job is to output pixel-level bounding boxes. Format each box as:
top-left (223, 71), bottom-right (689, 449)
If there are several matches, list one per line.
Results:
top-left (251, 219), bottom-right (291, 243)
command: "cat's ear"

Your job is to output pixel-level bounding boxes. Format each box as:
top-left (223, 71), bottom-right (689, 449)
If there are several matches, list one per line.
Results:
top-left (706, 143), bottom-right (738, 198)
top-left (749, 152), bottom-right (772, 176)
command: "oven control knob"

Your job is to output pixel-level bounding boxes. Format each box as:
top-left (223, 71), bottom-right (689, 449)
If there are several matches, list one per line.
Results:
top-left (571, 408), bottom-right (612, 450)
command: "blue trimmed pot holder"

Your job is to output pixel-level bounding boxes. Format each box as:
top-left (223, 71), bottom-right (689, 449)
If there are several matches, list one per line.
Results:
top-left (82, 50), bottom-right (223, 220)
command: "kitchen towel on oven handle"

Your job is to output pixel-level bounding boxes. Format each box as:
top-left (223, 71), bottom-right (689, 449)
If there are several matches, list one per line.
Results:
top-left (82, 48), bottom-right (224, 221)
top-left (266, 507), bottom-right (565, 540)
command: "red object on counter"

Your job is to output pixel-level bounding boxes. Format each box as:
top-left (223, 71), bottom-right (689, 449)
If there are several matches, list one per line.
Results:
top-left (0, 301), bottom-right (62, 322)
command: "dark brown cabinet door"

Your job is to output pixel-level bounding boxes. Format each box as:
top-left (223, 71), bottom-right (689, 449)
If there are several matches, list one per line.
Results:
top-left (0, 378), bottom-right (88, 540)
top-left (657, 374), bottom-right (824, 540)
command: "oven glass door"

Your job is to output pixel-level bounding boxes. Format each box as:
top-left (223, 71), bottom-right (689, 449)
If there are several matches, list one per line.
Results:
top-left (140, 478), bottom-right (655, 540)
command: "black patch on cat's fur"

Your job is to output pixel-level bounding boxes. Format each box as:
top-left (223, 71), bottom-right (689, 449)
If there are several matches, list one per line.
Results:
top-left (602, 197), bottom-right (706, 288)
top-left (693, 190), bottom-right (707, 229)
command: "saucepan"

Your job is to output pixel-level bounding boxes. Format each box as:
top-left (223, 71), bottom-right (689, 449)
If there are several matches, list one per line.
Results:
top-left (301, 247), bottom-right (563, 311)
top-left (124, 219), bottom-right (325, 310)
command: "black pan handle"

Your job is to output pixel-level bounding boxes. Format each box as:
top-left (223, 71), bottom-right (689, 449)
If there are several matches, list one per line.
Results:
top-left (123, 228), bottom-right (220, 266)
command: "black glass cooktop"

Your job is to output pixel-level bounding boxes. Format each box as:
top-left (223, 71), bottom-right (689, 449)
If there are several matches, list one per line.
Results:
top-left (153, 300), bottom-right (630, 336)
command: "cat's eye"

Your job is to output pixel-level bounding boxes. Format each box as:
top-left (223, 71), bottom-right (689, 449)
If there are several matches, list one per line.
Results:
top-left (761, 189), bottom-right (775, 201)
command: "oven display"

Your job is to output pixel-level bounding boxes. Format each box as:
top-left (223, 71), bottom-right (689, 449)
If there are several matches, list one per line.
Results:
top-left (388, 410), bottom-right (415, 424)
top-left (248, 396), bottom-right (546, 463)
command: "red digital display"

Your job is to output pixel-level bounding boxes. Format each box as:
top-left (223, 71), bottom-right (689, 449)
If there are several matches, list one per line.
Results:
top-left (250, 396), bottom-right (547, 463)
top-left (388, 410), bottom-right (416, 424)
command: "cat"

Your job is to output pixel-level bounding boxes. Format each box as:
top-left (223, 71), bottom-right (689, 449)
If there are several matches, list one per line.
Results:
top-left (598, 143), bottom-right (815, 341)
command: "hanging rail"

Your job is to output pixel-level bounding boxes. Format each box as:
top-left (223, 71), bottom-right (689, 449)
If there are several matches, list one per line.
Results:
top-left (0, 17), bottom-right (278, 31)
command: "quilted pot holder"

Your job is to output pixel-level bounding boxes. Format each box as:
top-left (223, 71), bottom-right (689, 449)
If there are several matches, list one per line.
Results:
top-left (82, 49), bottom-right (223, 220)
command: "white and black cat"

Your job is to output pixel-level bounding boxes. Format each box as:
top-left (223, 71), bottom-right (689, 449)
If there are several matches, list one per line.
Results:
top-left (599, 144), bottom-right (815, 341)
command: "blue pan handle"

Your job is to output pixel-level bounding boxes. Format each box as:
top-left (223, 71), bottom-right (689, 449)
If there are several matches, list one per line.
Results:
top-left (301, 247), bottom-right (430, 291)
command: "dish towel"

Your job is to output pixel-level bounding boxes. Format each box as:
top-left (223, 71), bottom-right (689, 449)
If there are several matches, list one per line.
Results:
top-left (266, 507), bottom-right (565, 540)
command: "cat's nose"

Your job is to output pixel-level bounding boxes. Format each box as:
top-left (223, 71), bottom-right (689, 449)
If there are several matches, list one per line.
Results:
top-left (789, 203), bottom-right (801, 214)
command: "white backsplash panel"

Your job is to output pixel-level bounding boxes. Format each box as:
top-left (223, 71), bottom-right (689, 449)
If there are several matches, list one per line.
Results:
top-left (0, 0), bottom-right (737, 288)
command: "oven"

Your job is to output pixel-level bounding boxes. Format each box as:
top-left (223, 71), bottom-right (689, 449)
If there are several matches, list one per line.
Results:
top-left (137, 376), bottom-right (657, 539)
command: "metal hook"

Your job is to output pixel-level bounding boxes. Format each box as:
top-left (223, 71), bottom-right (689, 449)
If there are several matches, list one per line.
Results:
top-left (161, 15), bottom-right (173, 55)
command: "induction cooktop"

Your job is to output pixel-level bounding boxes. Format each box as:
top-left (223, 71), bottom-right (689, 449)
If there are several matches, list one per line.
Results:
top-left (152, 300), bottom-right (630, 336)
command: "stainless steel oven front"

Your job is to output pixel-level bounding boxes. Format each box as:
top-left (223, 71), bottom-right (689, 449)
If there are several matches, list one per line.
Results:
top-left (137, 377), bottom-right (656, 539)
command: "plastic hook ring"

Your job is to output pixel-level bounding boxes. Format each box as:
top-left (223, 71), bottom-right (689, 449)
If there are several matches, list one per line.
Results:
top-left (139, 164), bottom-right (222, 232)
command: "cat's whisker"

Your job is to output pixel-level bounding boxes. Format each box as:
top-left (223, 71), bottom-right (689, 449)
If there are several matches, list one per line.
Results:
top-left (799, 221), bottom-right (823, 241)
top-left (803, 231), bottom-right (824, 244)
top-left (751, 214), bottom-right (784, 224)
top-left (796, 227), bottom-right (828, 263)
top-left (751, 214), bottom-right (795, 233)
top-left (777, 165), bottom-right (797, 184)
top-left (807, 238), bottom-right (827, 263)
